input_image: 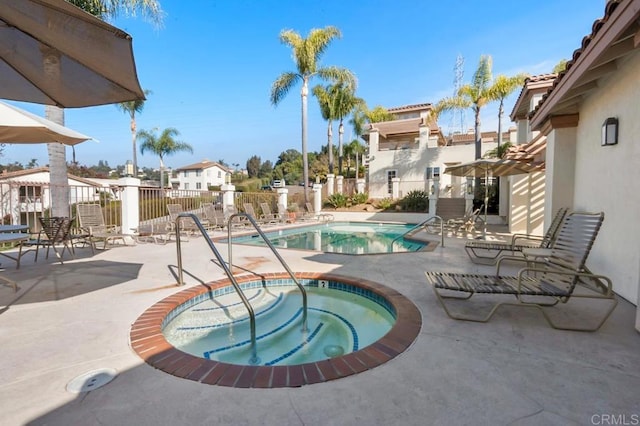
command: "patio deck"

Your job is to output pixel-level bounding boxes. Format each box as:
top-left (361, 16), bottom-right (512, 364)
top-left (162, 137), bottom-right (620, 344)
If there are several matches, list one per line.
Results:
top-left (1, 215), bottom-right (638, 425)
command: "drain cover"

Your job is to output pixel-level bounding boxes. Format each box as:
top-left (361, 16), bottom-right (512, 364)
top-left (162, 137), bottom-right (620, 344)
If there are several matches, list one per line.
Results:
top-left (66, 368), bottom-right (118, 393)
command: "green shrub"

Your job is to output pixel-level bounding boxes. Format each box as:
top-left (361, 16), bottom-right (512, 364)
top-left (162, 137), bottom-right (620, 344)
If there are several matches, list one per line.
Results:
top-left (374, 198), bottom-right (393, 210)
top-left (351, 192), bottom-right (368, 205)
top-left (325, 193), bottom-right (348, 208)
top-left (398, 190), bottom-right (429, 212)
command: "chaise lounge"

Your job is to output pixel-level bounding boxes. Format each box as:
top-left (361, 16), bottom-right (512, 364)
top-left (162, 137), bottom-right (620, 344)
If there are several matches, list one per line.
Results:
top-left (425, 211), bottom-right (617, 331)
top-left (464, 207), bottom-right (568, 264)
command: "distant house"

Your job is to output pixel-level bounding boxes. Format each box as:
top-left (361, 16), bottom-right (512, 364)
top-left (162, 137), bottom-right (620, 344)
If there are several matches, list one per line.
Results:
top-left (511, 0), bottom-right (640, 326)
top-left (170, 160), bottom-right (231, 190)
top-left (0, 167), bottom-right (117, 225)
top-left (364, 103), bottom-right (513, 199)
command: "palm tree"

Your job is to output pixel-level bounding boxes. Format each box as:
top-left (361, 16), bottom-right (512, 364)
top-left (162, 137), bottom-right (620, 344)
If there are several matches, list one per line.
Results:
top-left (483, 142), bottom-right (513, 159)
top-left (138, 127), bottom-right (193, 189)
top-left (312, 85), bottom-right (337, 173)
top-left (116, 89), bottom-right (153, 176)
top-left (270, 26), bottom-right (355, 203)
top-left (437, 55), bottom-right (494, 160)
top-left (344, 139), bottom-right (366, 178)
top-left (333, 83), bottom-right (364, 175)
top-left (45, 0), bottom-right (163, 217)
top-left (490, 74), bottom-right (527, 149)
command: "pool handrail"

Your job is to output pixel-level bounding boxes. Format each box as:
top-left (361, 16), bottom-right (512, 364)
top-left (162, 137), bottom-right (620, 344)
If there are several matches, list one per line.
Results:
top-left (392, 216), bottom-right (445, 248)
top-left (175, 213), bottom-right (259, 364)
top-left (227, 212), bottom-right (308, 333)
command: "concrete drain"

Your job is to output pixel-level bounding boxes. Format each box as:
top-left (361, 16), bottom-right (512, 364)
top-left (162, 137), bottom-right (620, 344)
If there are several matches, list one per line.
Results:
top-left (66, 368), bottom-right (117, 393)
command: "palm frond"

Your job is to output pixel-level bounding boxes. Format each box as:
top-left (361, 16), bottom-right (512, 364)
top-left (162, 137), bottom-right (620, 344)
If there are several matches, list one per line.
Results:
top-left (270, 72), bottom-right (300, 106)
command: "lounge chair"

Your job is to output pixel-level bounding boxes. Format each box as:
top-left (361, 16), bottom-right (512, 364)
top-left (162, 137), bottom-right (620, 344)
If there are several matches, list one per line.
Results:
top-left (225, 205), bottom-right (250, 228)
top-left (425, 212), bottom-right (617, 331)
top-left (243, 203), bottom-right (277, 226)
top-left (260, 202), bottom-right (284, 224)
top-left (446, 207), bottom-right (483, 234)
top-left (201, 202), bottom-right (226, 230)
top-left (464, 207), bottom-right (568, 264)
top-left (77, 204), bottom-right (131, 250)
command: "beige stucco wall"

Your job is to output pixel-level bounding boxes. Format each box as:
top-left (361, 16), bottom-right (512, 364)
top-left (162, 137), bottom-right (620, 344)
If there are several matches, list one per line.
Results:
top-left (570, 51), bottom-right (640, 306)
top-left (544, 127), bottom-right (576, 223)
top-left (367, 129), bottom-right (497, 199)
top-left (509, 172), bottom-right (545, 235)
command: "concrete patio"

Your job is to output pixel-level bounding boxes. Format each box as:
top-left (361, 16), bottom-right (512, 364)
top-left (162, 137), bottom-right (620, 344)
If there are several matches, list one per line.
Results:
top-left (1, 214), bottom-right (638, 425)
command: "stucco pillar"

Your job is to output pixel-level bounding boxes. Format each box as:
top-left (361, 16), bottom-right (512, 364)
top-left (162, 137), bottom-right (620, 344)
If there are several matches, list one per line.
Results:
top-left (119, 177), bottom-right (140, 236)
top-left (544, 127), bottom-right (576, 226)
top-left (356, 178), bottom-right (365, 194)
top-left (221, 183), bottom-right (235, 213)
top-left (312, 184), bottom-right (322, 213)
top-left (498, 178), bottom-right (509, 219)
top-left (326, 174), bottom-right (335, 196)
top-left (277, 187), bottom-right (288, 210)
top-left (391, 177), bottom-right (400, 199)
top-left (336, 175), bottom-right (344, 194)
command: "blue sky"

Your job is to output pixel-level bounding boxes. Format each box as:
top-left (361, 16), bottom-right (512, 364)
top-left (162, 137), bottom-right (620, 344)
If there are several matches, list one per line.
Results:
top-left (3, 0), bottom-right (606, 171)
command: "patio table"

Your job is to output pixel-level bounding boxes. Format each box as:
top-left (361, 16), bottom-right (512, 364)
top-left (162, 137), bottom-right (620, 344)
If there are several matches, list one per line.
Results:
top-left (0, 226), bottom-right (31, 291)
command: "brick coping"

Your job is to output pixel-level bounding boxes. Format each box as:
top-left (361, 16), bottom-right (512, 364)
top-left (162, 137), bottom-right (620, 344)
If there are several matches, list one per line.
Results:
top-left (130, 272), bottom-right (422, 388)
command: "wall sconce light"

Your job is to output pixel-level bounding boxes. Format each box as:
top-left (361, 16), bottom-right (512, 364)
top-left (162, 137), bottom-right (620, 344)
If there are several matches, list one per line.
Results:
top-left (601, 117), bottom-right (618, 146)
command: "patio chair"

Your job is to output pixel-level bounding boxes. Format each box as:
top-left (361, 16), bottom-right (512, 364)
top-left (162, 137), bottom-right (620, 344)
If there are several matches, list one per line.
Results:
top-left (464, 207), bottom-right (568, 265)
top-left (225, 205), bottom-right (250, 228)
top-left (76, 204), bottom-right (130, 250)
top-left (243, 203), bottom-right (277, 226)
top-left (446, 207), bottom-right (483, 234)
top-left (167, 203), bottom-right (211, 237)
top-left (296, 202), bottom-right (316, 221)
top-left (201, 202), bottom-right (226, 230)
top-left (19, 216), bottom-right (75, 264)
top-left (260, 202), bottom-right (284, 224)
top-left (425, 211), bottom-right (618, 331)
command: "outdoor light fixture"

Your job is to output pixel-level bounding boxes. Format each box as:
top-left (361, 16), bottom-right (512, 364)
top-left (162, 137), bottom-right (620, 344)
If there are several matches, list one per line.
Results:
top-left (601, 117), bottom-right (618, 146)
top-left (125, 160), bottom-right (134, 177)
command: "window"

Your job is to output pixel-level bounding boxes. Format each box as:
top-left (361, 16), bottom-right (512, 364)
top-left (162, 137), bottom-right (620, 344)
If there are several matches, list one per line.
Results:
top-left (426, 167), bottom-right (440, 180)
top-left (196, 170), bottom-right (202, 177)
top-left (183, 170), bottom-right (188, 177)
top-left (217, 171), bottom-right (222, 178)
top-left (184, 183), bottom-right (189, 190)
top-left (196, 182), bottom-right (202, 189)
top-left (386, 170), bottom-right (397, 195)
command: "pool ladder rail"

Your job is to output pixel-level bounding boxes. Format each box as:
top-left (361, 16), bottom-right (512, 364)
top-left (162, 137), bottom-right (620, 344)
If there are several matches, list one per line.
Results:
top-left (174, 212), bottom-right (309, 365)
top-left (391, 216), bottom-right (445, 248)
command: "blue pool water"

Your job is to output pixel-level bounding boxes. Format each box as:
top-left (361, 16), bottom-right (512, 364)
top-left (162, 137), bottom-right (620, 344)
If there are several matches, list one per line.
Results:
top-left (162, 278), bottom-right (395, 366)
top-left (230, 221), bottom-right (426, 254)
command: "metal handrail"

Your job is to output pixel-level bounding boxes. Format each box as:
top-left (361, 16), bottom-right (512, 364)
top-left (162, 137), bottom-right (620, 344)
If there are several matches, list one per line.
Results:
top-left (174, 213), bottom-right (259, 364)
top-left (227, 213), bottom-right (308, 332)
top-left (392, 216), bottom-right (445, 248)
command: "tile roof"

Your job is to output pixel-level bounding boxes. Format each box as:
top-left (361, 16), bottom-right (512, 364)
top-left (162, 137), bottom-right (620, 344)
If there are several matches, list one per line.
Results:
top-left (387, 103), bottom-right (432, 113)
top-left (530, 0), bottom-right (638, 126)
top-left (0, 166), bottom-right (107, 186)
top-left (510, 74), bottom-right (557, 121)
top-left (505, 133), bottom-right (547, 161)
top-left (175, 160), bottom-right (230, 172)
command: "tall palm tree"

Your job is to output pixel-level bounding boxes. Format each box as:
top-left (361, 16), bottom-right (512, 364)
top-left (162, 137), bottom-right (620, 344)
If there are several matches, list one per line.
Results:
top-left (116, 89), bottom-right (152, 176)
top-left (344, 139), bottom-right (366, 178)
top-left (138, 127), bottom-right (192, 189)
top-left (437, 55), bottom-right (494, 160)
top-left (490, 74), bottom-right (527, 148)
top-left (312, 85), bottom-right (337, 173)
top-left (333, 83), bottom-right (364, 175)
top-left (45, 0), bottom-right (163, 217)
top-left (270, 26), bottom-right (355, 203)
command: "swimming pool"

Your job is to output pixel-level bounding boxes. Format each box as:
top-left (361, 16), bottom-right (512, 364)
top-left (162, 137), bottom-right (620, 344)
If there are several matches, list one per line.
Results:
top-left (130, 273), bottom-right (422, 388)
top-left (229, 221), bottom-right (427, 254)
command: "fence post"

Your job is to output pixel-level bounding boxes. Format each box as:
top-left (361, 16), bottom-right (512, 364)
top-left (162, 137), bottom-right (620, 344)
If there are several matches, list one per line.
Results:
top-left (277, 187), bottom-right (288, 210)
top-left (326, 174), bottom-right (335, 196)
top-left (356, 178), bottom-right (366, 194)
top-left (336, 175), bottom-right (344, 194)
top-left (221, 182), bottom-right (235, 213)
top-left (312, 183), bottom-right (322, 213)
top-left (119, 177), bottom-right (140, 235)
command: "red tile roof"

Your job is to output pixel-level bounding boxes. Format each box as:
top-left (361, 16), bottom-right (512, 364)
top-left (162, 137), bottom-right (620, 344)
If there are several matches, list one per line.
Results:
top-left (175, 160), bottom-right (231, 172)
top-left (387, 103), bottom-right (432, 113)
